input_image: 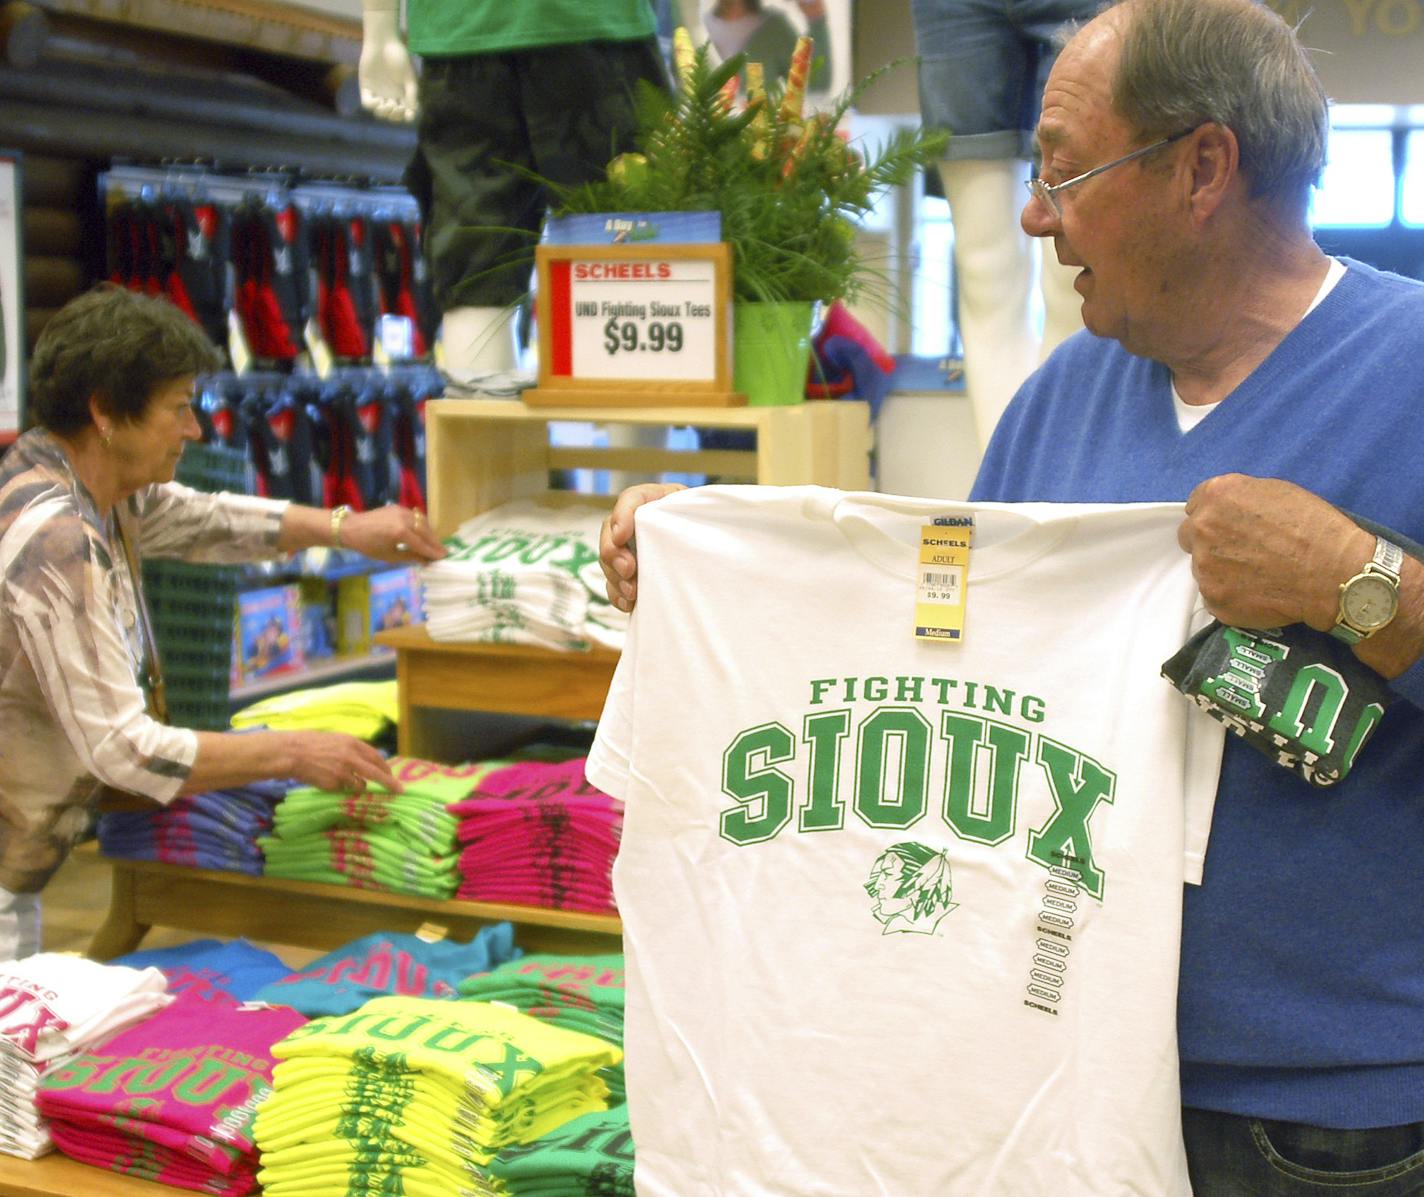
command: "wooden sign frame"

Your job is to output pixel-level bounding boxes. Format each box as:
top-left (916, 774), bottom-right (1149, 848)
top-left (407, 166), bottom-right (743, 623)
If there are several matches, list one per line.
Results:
top-left (524, 241), bottom-right (744, 408)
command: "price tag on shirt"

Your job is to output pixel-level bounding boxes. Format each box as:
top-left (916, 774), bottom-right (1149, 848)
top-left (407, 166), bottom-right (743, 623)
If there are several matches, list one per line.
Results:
top-left (915, 520), bottom-right (974, 642)
top-left (551, 255), bottom-right (717, 381)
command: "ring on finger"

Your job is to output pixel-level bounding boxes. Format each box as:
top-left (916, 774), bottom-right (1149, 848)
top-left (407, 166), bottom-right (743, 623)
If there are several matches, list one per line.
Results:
top-left (395, 540), bottom-right (409, 553)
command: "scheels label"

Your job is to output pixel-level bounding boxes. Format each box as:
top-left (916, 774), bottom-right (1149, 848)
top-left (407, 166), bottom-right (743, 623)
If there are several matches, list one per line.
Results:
top-left (572, 262), bottom-right (673, 280)
top-left (915, 519), bottom-right (974, 643)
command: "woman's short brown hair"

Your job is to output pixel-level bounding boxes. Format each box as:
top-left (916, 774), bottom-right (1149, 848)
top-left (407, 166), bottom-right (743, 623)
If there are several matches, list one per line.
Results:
top-left (28, 284), bottom-right (222, 435)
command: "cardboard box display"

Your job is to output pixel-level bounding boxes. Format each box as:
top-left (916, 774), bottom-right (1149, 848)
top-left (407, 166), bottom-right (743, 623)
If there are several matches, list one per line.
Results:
top-left (337, 567), bottom-right (423, 656)
top-left (298, 575), bottom-right (337, 660)
top-left (237, 584), bottom-right (306, 681)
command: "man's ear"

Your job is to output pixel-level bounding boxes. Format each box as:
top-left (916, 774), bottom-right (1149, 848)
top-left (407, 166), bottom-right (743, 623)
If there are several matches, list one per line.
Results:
top-left (1185, 123), bottom-right (1239, 222)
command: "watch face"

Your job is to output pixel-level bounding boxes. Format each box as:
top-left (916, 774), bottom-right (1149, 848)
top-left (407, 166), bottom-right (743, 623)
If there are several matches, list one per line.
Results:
top-left (1342, 574), bottom-right (1398, 631)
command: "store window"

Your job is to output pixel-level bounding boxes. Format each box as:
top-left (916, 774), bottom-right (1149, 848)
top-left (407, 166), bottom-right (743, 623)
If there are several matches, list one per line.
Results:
top-left (911, 187), bottom-right (955, 360)
top-left (1311, 128), bottom-right (1394, 228)
top-left (1402, 130), bottom-right (1424, 228)
top-left (1311, 111), bottom-right (1424, 281)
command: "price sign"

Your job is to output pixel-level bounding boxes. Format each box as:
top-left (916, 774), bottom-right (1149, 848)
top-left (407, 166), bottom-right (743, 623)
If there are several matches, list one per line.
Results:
top-left (564, 257), bottom-right (713, 380)
top-left (528, 242), bottom-right (740, 408)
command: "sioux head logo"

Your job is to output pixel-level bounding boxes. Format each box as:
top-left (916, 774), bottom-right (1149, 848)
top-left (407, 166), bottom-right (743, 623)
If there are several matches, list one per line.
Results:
top-left (864, 843), bottom-right (957, 935)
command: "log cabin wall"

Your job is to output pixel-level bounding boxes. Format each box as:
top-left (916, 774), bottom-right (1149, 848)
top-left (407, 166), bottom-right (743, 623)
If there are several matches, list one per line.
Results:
top-left (0, 0), bottom-right (417, 420)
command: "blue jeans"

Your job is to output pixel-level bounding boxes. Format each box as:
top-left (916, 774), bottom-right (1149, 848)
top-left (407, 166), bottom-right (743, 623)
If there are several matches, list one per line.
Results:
top-left (1185, 1108), bottom-right (1424, 1196)
top-left (910, 0), bottom-right (1101, 160)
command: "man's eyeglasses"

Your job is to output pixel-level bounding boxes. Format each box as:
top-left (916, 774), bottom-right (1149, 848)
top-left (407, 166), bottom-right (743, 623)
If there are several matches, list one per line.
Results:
top-left (1025, 126), bottom-right (1200, 219)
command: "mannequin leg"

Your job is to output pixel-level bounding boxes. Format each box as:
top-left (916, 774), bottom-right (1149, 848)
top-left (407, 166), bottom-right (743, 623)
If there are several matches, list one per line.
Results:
top-left (939, 158), bottom-right (1038, 447)
top-left (1038, 243), bottom-right (1085, 361)
top-left (440, 305), bottom-right (520, 381)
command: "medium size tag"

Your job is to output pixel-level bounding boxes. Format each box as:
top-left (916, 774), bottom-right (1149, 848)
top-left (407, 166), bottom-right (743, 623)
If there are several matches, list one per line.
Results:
top-left (304, 316), bottom-right (334, 379)
top-left (227, 308), bottom-right (252, 375)
top-left (915, 519), bottom-right (973, 642)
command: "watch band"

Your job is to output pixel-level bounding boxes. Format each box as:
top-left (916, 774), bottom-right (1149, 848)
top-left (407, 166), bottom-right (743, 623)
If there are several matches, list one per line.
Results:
top-left (330, 504), bottom-right (353, 549)
top-left (1330, 535), bottom-right (1403, 644)
top-left (1373, 536), bottom-right (1404, 580)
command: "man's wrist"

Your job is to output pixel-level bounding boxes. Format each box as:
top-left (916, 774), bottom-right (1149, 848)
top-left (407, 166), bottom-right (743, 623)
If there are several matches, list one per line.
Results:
top-left (1307, 522), bottom-right (1376, 631)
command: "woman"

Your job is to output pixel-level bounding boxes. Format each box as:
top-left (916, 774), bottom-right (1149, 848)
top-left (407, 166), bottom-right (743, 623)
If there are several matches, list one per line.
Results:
top-left (0, 285), bottom-right (446, 957)
top-left (702, 0), bottom-right (832, 91)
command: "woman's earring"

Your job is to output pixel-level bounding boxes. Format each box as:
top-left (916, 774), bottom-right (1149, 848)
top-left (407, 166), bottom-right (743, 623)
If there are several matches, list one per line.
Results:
top-left (99, 427), bottom-right (112, 449)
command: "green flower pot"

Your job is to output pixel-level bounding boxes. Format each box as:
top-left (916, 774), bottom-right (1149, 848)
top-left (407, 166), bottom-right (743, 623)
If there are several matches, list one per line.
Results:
top-left (733, 301), bottom-right (815, 407)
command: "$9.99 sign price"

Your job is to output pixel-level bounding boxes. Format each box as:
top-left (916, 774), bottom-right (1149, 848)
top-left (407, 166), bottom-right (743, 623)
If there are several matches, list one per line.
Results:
top-left (604, 316), bottom-right (684, 355)
top-left (552, 256), bottom-right (718, 382)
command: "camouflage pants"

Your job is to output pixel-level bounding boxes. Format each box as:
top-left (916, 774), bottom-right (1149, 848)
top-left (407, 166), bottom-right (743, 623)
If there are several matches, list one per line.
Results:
top-left (407, 38), bottom-right (667, 310)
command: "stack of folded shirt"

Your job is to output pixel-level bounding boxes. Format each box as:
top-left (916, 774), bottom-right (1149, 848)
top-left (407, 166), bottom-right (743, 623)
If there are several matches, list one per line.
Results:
top-left (37, 989), bottom-right (305, 1195)
top-left (98, 779), bottom-right (290, 875)
top-left (114, 938), bottom-right (293, 1002)
top-left (259, 757), bottom-right (499, 898)
top-left (488, 1105), bottom-right (634, 1197)
top-left (448, 759), bottom-right (623, 913)
top-left (251, 926), bottom-right (518, 1016)
top-left (252, 996), bottom-right (623, 1197)
top-left (422, 500), bottom-right (627, 651)
top-left (231, 680), bottom-right (399, 742)
top-left (0, 954), bottom-right (172, 1159)
top-left (457, 954), bottom-right (625, 1104)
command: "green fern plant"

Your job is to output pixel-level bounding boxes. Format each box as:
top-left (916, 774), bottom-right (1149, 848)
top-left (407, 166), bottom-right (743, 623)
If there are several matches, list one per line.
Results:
top-left (544, 38), bottom-right (947, 305)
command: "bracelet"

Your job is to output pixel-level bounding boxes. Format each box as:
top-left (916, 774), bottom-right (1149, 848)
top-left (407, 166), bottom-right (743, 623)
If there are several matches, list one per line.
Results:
top-left (330, 504), bottom-right (352, 548)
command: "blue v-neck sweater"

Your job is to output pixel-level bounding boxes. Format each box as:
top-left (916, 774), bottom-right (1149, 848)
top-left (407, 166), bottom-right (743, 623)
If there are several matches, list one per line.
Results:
top-left (973, 258), bottom-right (1424, 1128)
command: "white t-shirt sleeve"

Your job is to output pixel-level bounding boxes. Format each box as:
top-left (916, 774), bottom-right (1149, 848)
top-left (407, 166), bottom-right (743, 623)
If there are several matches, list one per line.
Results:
top-left (1181, 697), bottom-right (1225, 885)
top-left (1180, 601), bottom-right (1226, 885)
top-left (586, 607), bottom-right (639, 800)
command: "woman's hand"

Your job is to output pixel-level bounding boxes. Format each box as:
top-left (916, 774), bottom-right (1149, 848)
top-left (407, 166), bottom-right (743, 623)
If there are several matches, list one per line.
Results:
top-left (186, 729), bottom-right (402, 795)
top-left (277, 730), bottom-right (402, 793)
top-left (341, 504), bottom-right (446, 564)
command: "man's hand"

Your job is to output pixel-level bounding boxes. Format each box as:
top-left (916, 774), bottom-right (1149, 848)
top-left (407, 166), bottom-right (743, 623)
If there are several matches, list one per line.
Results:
top-left (1178, 473), bottom-right (1373, 631)
top-left (599, 483), bottom-right (685, 612)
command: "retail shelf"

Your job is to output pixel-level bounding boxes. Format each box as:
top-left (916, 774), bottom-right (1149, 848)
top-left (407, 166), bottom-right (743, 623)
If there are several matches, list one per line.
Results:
top-left (0, 1151), bottom-right (176, 1196)
top-left (229, 650), bottom-right (394, 705)
top-left (83, 843), bottom-right (621, 962)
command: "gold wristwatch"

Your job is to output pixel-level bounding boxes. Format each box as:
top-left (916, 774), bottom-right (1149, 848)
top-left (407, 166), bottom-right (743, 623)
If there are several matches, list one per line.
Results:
top-left (1330, 536), bottom-right (1404, 644)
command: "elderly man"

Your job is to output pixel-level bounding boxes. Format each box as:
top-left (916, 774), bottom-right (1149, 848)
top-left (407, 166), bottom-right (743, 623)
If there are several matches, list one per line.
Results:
top-left (601, 0), bottom-right (1424, 1190)
top-left (975, 0), bottom-right (1424, 1191)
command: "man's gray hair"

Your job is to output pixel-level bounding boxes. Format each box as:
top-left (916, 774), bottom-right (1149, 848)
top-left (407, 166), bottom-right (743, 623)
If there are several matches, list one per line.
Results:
top-left (1111, 0), bottom-right (1328, 208)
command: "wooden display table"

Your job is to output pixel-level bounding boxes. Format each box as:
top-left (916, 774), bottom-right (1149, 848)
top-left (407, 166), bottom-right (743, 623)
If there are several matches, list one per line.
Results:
top-left (0, 1150), bottom-right (178, 1196)
top-left (374, 625), bottom-right (619, 757)
top-left (86, 843), bottom-right (621, 962)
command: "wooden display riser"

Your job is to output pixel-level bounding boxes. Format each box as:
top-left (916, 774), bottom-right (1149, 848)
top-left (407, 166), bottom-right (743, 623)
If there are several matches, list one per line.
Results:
top-left (423, 397), bottom-right (873, 537)
top-left (84, 843), bottom-right (622, 961)
top-left (374, 625), bottom-right (620, 757)
top-left (0, 1150), bottom-right (178, 1196)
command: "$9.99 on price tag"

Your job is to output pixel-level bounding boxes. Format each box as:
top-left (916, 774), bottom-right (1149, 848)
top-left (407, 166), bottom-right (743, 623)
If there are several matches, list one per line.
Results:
top-left (556, 257), bottom-right (715, 380)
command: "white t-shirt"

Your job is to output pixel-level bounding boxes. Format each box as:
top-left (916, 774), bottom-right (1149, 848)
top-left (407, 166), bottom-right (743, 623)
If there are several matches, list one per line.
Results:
top-left (422, 499), bottom-right (626, 651)
top-left (587, 486), bottom-right (1224, 1197)
top-left (0, 953), bottom-right (170, 1063)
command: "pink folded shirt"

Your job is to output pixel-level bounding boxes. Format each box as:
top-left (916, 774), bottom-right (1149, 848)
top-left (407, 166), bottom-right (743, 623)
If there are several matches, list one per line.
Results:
top-left (37, 989), bottom-right (305, 1175)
